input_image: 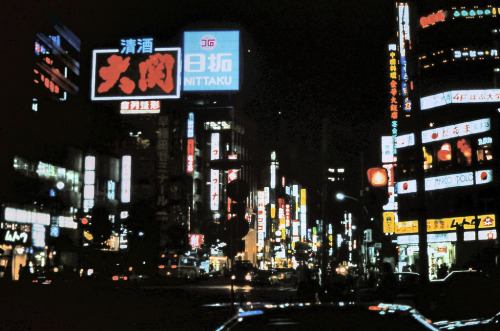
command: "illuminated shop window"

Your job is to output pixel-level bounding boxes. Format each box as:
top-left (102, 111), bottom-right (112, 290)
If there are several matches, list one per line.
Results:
top-left (477, 137), bottom-right (493, 164)
top-left (435, 142), bottom-right (453, 171)
top-left (423, 146), bottom-right (434, 171)
top-left (456, 138), bottom-right (472, 166)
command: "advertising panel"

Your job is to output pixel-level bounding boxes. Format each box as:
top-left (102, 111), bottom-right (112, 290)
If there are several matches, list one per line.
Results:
top-left (420, 89), bottom-right (500, 110)
top-left (183, 31), bottom-right (240, 91)
top-left (395, 214), bottom-right (496, 234)
top-left (120, 100), bottom-right (160, 114)
top-left (397, 170), bottom-right (493, 194)
top-left (91, 44), bottom-right (181, 100)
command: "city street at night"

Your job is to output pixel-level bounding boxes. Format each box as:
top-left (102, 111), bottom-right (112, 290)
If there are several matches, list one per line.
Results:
top-left (2, 0), bottom-right (500, 330)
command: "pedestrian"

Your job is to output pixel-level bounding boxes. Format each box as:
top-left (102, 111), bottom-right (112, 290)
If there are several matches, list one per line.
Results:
top-left (297, 264), bottom-right (320, 302)
top-left (323, 263), bottom-right (347, 301)
top-left (377, 262), bottom-right (398, 302)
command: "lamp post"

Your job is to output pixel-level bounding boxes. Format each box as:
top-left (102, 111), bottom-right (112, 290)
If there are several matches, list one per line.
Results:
top-left (335, 192), bottom-right (369, 274)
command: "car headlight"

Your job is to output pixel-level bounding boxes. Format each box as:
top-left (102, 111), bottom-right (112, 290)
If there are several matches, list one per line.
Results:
top-left (231, 275), bottom-right (236, 280)
top-left (245, 273), bottom-right (252, 281)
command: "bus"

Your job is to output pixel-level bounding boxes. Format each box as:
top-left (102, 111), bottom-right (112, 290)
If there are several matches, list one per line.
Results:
top-left (157, 253), bottom-right (201, 279)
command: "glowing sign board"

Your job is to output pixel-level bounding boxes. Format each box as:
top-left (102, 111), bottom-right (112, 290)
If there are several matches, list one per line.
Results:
top-left (422, 118), bottom-right (490, 143)
top-left (397, 170), bottom-right (493, 194)
top-left (420, 11), bottom-right (446, 28)
top-left (395, 214), bottom-right (495, 234)
top-left (189, 234), bottom-right (204, 249)
top-left (186, 139), bottom-right (194, 173)
top-left (398, 3), bottom-right (411, 113)
top-left (396, 118), bottom-right (490, 148)
top-left (210, 170), bottom-right (219, 211)
top-left (187, 112), bottom-right (195, 139)
top-left (257, 191), bottom-right (266, 248)
top-left (120, 100), bottom-right (160, 114)
top-left (421, 89), bottom-right (500, 110)
top-left (183, 31), bottom-right (240, 91)
top-left (91, 47), bottom-right (181, 100)
top-left (121, 155), bottom-right (132, 203)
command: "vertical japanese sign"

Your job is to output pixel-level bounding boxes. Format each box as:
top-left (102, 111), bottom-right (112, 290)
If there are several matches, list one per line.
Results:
top-left (278, 198), bottom-right (286, 240)
top-left (398, 3), bottom-right (412, 114)
top-left (183, 30), bottom-right (240, 91)
top-left (228, 155), bottom-right (238, 183)
top-left (210, 133), bottom-right (220, 211)
top-left (91, 38), bottom-right (181, 100)
top-left (121, 155), bottom-right (131, 203)
top-left (257, 190), bottom-right (266, 248)
top-left (156, 116), bottom-right (169, 221)
top-left (83, 156), bottom-right (96, 212)
top-left (187, 112), bottom-right (195, 173)
top-left (300, 189), bottom-right (307, 240)
top-left (388, 43), bottom-right (399, 156)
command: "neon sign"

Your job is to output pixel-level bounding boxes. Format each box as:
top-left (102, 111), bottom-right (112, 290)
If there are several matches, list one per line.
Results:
top-left (91, 47), bottom-right (181, 100)
top-left (420, 10), bottom-right (446, 28)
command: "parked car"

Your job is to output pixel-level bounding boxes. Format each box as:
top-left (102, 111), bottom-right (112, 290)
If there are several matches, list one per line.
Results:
top-left (215, 302), bottom-right (438, 330)
top-left (251, 269), bottom-right (280, 286)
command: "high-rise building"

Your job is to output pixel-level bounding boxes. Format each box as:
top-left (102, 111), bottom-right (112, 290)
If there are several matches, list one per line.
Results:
top-left (388, 2), bottom-right (500, 277)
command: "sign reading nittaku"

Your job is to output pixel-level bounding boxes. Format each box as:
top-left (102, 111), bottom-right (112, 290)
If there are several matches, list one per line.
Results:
top-left (183, 31), bottom-right (240, 91)
top-left (91, 45), bottom-right (181, 100)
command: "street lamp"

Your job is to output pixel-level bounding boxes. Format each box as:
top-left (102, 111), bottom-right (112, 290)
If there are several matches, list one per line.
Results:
top-left (335, 192), bottom-right (369, 273)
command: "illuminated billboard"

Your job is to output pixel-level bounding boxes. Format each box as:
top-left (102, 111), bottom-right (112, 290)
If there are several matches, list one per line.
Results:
top-left (183, 31), bottom-right (240, 91)
top-left (396, 118), bottom-right (491, 148)
top-left (421, 89), bottom-right (500, 110)
top-left (91, 45), bottom-right (181, 100)
top-left (396, 169), bottom-right (493, 194)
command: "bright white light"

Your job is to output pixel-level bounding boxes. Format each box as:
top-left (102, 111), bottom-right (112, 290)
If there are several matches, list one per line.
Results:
top-left (336, 193), bottom-right (345, 200)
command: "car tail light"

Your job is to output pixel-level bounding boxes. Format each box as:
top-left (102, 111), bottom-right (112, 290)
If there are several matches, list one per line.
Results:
top-left (112, 276), bottom-right (118, 281)
top-left (171, 265), bottom-right (177, 269)
top-left (158, 265), bottom-right (165, 269)
top-left (124, 276), bottom-right (128, 281)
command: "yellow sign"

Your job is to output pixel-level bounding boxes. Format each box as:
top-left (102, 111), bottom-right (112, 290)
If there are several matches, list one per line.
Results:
top-left (394, 214), bottom-right (496, 234)
top-left (383, 212), bottom-right (395, 233)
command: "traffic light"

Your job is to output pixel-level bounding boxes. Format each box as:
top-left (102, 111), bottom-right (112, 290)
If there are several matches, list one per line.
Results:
top-left (364, 167), bottom-right (389, 216)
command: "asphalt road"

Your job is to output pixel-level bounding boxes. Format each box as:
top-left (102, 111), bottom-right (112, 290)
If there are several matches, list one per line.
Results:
top-left (0, 277), bottom-right (297, 331)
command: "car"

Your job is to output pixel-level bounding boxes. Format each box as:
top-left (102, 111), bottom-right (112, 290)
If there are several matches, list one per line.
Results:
top-left (251, 269), bottom-right (280, 286)
top-left (275, 267), bottom-right (298, 286)
top-left (230, 260), bottom-right (256, 283)
top-left (214, 302), bottom-right (438, 330)
top-left (426, 270), bottom-right (500, 321)
top-left (355, 271), bottom-right (421, 305)
top-left (433, 311), bottom-right (500, 330)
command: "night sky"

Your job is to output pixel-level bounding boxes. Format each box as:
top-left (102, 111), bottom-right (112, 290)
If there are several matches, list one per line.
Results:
top-left (2, 0), bottom-right (396, 192)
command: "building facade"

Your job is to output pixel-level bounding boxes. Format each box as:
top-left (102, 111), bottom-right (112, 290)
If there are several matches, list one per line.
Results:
top-left (388, 2), bottom-right (500, 277)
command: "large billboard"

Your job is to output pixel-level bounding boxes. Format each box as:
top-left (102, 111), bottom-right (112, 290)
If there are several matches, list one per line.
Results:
top-left (183, 31), bottom-right (240, 91)
top-left (91, 42), bottom-right (181, 100)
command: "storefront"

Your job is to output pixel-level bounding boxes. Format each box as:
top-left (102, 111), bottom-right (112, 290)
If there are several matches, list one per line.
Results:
top-left (390, 214), bottom-right (497, 278)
